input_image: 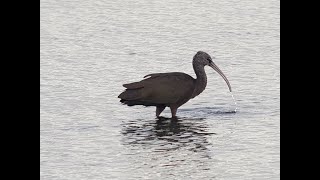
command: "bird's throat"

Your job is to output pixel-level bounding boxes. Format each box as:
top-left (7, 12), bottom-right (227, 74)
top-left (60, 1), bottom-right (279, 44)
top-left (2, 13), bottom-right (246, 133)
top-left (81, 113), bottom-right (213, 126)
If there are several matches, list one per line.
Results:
top-left (192, 64), bottom-right (207, 97)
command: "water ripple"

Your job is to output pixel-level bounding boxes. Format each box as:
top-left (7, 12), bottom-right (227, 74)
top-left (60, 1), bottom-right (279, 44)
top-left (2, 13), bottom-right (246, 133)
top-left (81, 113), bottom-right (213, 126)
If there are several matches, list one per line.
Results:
top-left (121, 117), bottom-right (214, 154)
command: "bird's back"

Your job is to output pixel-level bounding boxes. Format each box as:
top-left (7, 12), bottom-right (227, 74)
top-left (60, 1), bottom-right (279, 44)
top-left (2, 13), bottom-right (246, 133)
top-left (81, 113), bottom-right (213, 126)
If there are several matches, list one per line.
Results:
top-left (119, 72), bottom-right (195, 107)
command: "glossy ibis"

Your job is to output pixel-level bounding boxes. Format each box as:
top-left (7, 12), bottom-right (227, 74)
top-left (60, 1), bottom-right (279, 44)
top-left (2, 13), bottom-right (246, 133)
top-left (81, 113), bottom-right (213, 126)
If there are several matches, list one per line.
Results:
top-left (118, 51), bottom-right (232, 117)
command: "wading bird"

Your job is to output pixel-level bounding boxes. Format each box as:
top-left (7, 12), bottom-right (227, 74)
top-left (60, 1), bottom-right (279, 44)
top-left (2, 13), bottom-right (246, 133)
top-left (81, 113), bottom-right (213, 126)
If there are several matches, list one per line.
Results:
top-left (118, 51), bottom-right (231, 118)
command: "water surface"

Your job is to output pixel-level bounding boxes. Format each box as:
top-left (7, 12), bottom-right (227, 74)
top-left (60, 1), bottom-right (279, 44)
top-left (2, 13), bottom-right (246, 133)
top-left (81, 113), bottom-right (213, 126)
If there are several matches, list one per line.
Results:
top-left (40, 0), bottom-right (280, 179)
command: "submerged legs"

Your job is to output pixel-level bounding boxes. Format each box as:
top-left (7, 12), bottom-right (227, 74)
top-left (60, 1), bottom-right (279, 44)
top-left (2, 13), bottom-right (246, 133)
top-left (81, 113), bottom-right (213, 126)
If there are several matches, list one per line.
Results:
top-left (156, 106), bottom-right (166, 117)
top-left (156, 106), bottom-right (178, 118)
top-left (170, 107), bottom-right (177, 118)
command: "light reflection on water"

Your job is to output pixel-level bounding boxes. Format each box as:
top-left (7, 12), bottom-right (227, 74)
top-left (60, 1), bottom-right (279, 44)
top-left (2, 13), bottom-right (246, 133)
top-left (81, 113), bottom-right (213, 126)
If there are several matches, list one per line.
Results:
top-left (40, 0), bottom-right (279, 179)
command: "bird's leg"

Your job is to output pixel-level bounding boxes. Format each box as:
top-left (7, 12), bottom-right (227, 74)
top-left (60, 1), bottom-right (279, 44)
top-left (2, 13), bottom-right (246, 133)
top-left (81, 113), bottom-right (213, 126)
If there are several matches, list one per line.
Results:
top-left (156, 106), bottom-right (166, 117)
top-left (170, 107), bottom-right (178, 118)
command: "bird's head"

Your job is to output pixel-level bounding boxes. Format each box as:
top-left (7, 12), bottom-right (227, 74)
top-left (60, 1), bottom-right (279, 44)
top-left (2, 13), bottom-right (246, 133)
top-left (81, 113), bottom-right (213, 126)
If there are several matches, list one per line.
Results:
top-left (193, 51), bottom-right (232, 92)
top-left (193, 51), bottom-right (214, 66)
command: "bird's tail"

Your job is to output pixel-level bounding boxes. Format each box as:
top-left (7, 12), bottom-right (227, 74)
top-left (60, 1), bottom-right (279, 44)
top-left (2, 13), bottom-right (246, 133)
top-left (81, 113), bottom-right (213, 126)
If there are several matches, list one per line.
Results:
top-left (118, 88), bottom-right (157, 107)
top-left (118, 89), bottom-right (142, 106)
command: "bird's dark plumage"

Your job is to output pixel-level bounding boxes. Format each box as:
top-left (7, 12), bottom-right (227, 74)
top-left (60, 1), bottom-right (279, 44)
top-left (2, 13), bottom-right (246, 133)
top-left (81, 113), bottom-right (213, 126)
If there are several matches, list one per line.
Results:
top-left (118, 51), bottom-right (231, 117)
top-left (119, 72), bottom-right (195, 107)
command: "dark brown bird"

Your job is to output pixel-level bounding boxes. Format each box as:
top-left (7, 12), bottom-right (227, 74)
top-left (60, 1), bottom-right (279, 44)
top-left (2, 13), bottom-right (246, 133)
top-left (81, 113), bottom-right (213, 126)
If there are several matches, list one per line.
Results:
top-left (118, 51), bottom-right (232, 118)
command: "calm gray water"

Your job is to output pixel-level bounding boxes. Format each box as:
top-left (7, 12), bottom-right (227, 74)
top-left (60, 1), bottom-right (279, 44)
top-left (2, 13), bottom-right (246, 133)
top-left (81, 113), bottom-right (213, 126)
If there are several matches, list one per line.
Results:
top-left (40, 0), bottom-right (280, 179)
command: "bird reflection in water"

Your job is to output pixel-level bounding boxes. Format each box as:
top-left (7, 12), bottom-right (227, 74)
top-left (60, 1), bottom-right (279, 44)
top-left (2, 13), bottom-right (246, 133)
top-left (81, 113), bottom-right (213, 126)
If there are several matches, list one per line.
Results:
top-left (121, 116), bottom-right (215, 155)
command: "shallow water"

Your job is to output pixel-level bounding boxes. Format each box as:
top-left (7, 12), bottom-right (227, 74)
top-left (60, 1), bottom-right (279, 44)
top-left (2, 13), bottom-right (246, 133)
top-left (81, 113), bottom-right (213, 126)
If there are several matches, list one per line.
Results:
top-left (40, 0), bottom-right (280, 179)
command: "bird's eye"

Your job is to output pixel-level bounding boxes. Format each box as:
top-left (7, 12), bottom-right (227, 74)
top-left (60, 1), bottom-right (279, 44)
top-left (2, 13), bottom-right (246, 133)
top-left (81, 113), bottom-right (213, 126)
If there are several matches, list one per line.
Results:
top-left (207, 58), bottom-right (212, 63)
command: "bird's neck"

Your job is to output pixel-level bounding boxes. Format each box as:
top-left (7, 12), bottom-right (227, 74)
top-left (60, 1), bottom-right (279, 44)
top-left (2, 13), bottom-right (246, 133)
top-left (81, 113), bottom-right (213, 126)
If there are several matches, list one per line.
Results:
top-left (192, 63), bottom-right (207, 97)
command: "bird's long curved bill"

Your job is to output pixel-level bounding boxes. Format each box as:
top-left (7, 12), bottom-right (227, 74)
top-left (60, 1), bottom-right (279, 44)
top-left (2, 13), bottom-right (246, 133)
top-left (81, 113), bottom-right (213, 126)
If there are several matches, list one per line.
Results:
top-left (209, 63), bottom-right (232, 92)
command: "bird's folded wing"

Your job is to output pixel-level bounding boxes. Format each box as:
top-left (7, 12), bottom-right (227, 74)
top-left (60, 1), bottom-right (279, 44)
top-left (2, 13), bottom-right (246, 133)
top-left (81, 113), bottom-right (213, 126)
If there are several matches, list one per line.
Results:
top-left (141, 73), bottom-right (195, 104)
